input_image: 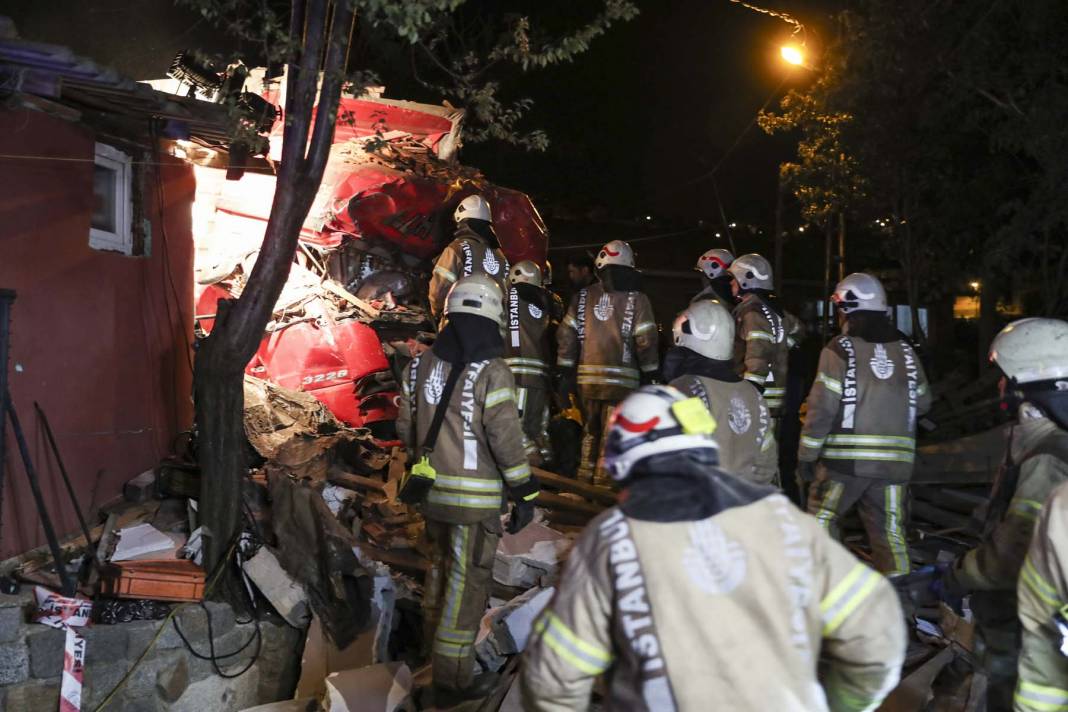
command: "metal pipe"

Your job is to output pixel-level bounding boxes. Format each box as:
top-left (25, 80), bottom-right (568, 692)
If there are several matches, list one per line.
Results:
top-left (34, 402), bottom-right (94, 548)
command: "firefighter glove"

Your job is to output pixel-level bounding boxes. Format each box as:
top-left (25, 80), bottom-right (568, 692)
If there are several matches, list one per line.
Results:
top-left (507, 499), bottom-right (535, 534)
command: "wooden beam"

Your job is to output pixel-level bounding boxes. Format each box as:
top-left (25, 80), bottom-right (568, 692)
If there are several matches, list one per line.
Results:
top-left (532, 467), bottom-right (617, 506)
top-left (535, 491), bottom-right (604, 517)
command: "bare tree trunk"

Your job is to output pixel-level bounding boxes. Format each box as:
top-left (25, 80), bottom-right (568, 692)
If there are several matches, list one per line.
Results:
top-left (774, 167), bottom-right (784, 294)
top-left (837, 212), bottom-right (846, 281)
top-left (902, 218), bottom-right (927, 350)
top-left (195, 0), bottom-right (356, 587)
top-left (822, 218), bottom-right (833, 342)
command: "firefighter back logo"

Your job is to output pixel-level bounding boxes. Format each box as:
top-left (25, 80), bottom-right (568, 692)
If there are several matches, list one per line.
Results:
top-left (424, 362), bottom-right (447, 405)
top-left (870, 344), bottom-right (895, 380)
top-left (727, 396), bottom-right (752, 435)
top-left (593, 293), bottom-right (614, 321)
top-left (528, 303), bottom-right (543, 319)
top-left (482, 250), bottom-right (500, 275)
top-left (683, 520), bottom-right (747, 595)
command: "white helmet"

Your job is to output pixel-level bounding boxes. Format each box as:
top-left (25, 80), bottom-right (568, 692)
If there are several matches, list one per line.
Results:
top-left (454, 194), bottom-right (492, 223)
top-left (508, 260), bottom-right (543, 287)
top-left (832, 273), bottom-right (888, 314)
top-left (672, 300), bottom-right (735, 361)
top-left (990, 318), bottom-right (1068, 384)
top-left (603, 385), bottom-right (719, 482)
top-left (445, 274), bottom-right (505, 326)
top-left (728, 253), bottom-right (773, 291)
top-left (695, 248), bottom-right (735, 280)
top-left (595, 240), bottom-right (635, 270)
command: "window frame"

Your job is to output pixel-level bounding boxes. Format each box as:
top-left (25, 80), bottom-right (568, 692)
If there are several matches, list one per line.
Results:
top-left (89, 142), bottom-right (134, 255)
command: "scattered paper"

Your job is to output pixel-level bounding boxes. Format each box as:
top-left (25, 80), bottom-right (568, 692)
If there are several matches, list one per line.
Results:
top-left (111, 523), bottom-right (181, 561)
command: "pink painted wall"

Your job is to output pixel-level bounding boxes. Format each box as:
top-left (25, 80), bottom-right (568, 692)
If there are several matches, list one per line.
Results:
top-left (0, 108), bottom-right (194, 559)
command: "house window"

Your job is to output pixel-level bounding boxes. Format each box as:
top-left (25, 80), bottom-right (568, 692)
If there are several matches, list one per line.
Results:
top-left (89, 143), bottom-right (134, 254)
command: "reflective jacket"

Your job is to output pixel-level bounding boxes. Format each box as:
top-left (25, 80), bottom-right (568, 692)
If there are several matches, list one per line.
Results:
top-left (1017, 476), bottom-right (1068, 712)
top-left (505, 286), bottom-right (551, 390)
top-left (521, 486), bottom-right (905, 712)
top-left (396, 351), bottom-right (537, 524)
top-left (732, 294), bottom-right (800, 415)
top-left (557, 283), bottom-right (659, 402)
top-left (798, 334), bottom-right (931, 482)
top-left (950, 410), bottom-right (1068, 593)
top-left (427, 226), bottom-right (509, 321)
top-left (669, 374), bottom-right (777, 485)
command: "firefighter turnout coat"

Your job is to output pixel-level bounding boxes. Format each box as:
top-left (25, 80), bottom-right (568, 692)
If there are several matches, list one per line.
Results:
top-left (557, 283), bottom-right (659, 403)
top-left (669, 374), bottom-right (778, 485)
top-left (1017, 477), bottom-right (1068, 712)
top-left (505, 285), bottom-right (552, 455)
top-left (396, 351), bottom-right (535, 524)
top-left (799, 334), bottom-right (932, 481)
top-left (428, 225), bottom-right (509, 321)
top-left (520, 486), bottom-right (906, 711)
top-left (732, 293), bottom-right (800, 415)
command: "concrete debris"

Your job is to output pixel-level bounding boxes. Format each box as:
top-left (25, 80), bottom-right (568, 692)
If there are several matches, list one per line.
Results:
top-left (122, 469), bottom-right (157, 503)
top-left (324, 662), bottom-right (413, 712)
top-left (493, 521), bottom-right (572, 588)
top-left (241, 546), bottom-right (311, 629)
top-left (476, 587), bottom-right (554, 673)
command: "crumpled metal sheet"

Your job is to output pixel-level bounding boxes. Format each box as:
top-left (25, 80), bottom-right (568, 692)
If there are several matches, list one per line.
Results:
top-left (243, 376), bottom-right (371, 480)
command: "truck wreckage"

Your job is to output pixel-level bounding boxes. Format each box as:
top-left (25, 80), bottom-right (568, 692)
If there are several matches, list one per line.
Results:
top-left (0, 50), bottom-right (1011, 712)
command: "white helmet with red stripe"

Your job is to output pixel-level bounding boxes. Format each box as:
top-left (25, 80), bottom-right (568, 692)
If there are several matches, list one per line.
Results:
top-left (695, 248), bottom-right (734, 280)
top-left (832, 273), bottom-right (887, 314)
top-left (595, 240), bottom-right (635, 270)
top-left (603, 385), bottom-right (719, 481)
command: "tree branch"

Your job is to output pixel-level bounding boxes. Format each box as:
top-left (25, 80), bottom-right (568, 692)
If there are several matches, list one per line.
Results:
top-left (305, 1), bottom-right (356, 181)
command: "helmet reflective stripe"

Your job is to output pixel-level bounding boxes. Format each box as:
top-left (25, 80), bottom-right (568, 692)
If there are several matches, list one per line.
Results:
top-left (454, 194), bottom-right (493, 223)
top-left (603, 385), bottom-right (719, 481)
top-left (595, 240), bottom-right (635, 270)
top-left (509, 260), bottom-right (543, 287)
top-left (445, 274), bottom-right (505, 326)
top-left (990, 317), bottom-right (1068, 383)
top-left (727, 253), bottom-right (773, 290)
top-left (832, 273), bottom-right (888, 313)
top-left (672, 300), bottom-right (734, 360)
top-left (695, 248), bottom-right (735, 279)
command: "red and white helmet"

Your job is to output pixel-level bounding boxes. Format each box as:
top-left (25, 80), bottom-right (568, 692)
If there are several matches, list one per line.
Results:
top-left (603, 385), bottom-right (719, 481)
top-left (728, 253), bottom-right (773, 291)
top-left (695, 248), bottom-right (735, 280)
top-left (595, 240), bottom-right (635, 270)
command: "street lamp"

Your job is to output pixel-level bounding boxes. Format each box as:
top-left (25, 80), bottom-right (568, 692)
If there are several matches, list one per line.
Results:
top-left (780, 45), bottom-right (805, 67)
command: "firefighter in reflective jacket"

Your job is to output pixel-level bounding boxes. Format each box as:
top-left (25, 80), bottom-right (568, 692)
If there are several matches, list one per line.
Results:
top-left (799, 273), bottom-right (931, 577)
top-left (396, 275), bottom-right (539, 706)
top-left (1017, 480), bottom-right (1068, 712)
top-left (428, 194), bottom-right (509, 323)
top-left (505, 260), bottom-right (552, 461)
top-left (935, 318), bottom-right (1068, 711)
top-left (663, 299), bottom-right (778, 485)
top-left (521, 385), bottom-right (906, 711)
top-left (727, 253), bottom-right (800, 418)
top-left (556, 240), bottom-right (659, 480)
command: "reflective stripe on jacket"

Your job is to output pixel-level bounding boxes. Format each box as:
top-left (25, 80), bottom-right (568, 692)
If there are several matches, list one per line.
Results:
top-left (732, 294), bottom-right (799, 415)
top-left (556, 283), bottom-right (659, 402)
top-left (799, 334), bottom-right (931, 482)
top-left (396, 351), bottom-right (536, 524)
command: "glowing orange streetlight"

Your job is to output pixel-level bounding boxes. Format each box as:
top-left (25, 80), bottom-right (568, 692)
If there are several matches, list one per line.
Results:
top-left (780, 45), bottom-right (805, 67)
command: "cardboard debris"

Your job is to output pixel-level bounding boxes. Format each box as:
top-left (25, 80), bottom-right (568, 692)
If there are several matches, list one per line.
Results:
top-left (111, 523), bottom-right (182, 562)
top-left (242, 545), bottom-right (311, 628)
top-left (324, 662), bottom-right (413, 712)
top-left (493, 522), bottom-right (571, 588)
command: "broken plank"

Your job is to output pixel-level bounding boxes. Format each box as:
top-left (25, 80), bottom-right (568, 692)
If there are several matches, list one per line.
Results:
top-left (321, 280), bottom-right (381, 319)
top-left (532, 467), bottom-right (617, 506)
top-left (329, 470), bottom-right (390, 493)
top-left (356, 542), bottom-right (429, 577)
top-left (536, 491), bottom-right (604, 517)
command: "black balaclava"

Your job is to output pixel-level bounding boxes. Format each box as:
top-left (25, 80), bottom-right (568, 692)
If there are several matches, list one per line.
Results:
top-left (515, 282), bottom-right (550, 312)
top-left (599, 264), bottom-right (643, 292)
top-left (661, 346), bottom-right (740, 384)
top-left (1009, 379), bottom-right (1068, 432)
top-left (697, 274), bottom-right (736, 304)
top-left (845, 310), bottom-right (901, 343)
top-left (459, 218), bottom-right (500, 249)
top-left (740, 287), bottom-right (784, 317)
top-left (620, 449), bottom-right (776, 522)
top-left (432, 313), bottom-right (503, 365)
